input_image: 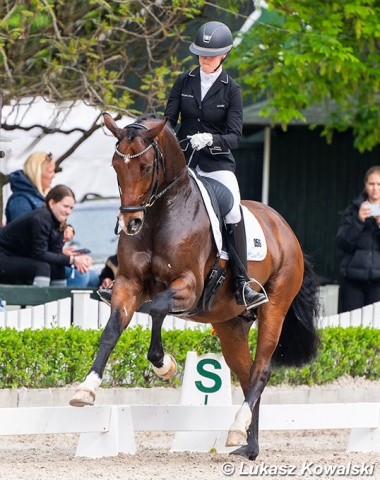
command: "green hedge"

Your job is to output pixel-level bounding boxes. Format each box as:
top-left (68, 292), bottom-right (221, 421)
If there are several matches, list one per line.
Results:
top-left (0, 326), bottom-right (379, 389)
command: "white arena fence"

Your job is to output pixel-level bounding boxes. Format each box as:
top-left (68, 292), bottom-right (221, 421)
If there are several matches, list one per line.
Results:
top-left (0, 403), bottom-right (379, 457)
top-left (0, 287), bottom-right (379, 331)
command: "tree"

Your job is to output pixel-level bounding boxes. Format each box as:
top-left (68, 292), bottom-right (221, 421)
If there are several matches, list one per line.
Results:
top-left (229, 0), bottom-right (380, 152)
top-left (0, 0), bottom-right (251, 212)
top-left (0, 0), bottom-right (250, 112)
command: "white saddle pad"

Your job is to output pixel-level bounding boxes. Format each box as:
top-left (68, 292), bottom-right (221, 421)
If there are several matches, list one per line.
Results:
top-left (188, 169), bottom-right (267, 261)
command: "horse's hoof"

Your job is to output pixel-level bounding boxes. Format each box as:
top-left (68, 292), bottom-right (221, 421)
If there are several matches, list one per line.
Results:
top-left (230, 445), bottom-right (259, 461)
top-left (152, 354), bottom-right (177, 380)
top-left (225, 429), bottom-right (247, 447)
top-left (69, 388), bottom-right (95, 407)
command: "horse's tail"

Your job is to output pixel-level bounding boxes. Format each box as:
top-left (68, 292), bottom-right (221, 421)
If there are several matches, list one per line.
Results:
top-left (271, 254), bottom-right (321, 367)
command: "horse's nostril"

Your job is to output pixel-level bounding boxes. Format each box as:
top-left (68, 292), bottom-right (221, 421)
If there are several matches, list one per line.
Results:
top-left (127, 218), bottom-right (143, 234)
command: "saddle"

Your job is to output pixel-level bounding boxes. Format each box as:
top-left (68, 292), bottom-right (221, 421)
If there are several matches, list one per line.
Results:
top-left (186, 174), bottom-right (234, 315)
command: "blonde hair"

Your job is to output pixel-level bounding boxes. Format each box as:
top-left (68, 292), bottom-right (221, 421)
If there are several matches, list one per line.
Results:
top-left (23, 151), bottom-right (55, 196)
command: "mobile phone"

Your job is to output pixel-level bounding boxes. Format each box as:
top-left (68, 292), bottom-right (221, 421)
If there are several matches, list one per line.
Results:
top-left (72, 248), bottom-right (91, 254)
top-left (368, 204), bottom-right (380, 216)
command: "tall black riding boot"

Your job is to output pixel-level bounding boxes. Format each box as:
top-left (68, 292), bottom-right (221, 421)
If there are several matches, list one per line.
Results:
top-left (226, 220), bottom-right (267, 309)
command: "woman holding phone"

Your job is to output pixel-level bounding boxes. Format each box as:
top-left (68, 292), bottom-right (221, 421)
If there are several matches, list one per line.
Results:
top-left (336, 165), bottom-right (380, 312)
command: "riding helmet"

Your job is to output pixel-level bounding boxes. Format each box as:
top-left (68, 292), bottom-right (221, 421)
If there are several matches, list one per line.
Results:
top-left (189, 21), bottom-right (233, 57)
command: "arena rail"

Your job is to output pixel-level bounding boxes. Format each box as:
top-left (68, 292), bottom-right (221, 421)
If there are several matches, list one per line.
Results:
top-left (0, 287), bottom-right (379, 330)
top-left (0, 403), bottom-right (379, 458)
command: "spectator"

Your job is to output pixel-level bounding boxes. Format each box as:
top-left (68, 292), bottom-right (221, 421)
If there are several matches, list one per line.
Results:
top-left (97, 254), bottom-right (118, 305)
top-left (5, 151), bottom-right (55, 223)
top-left (99, 254), bottom-right (118, 289)
top-left (0, 185), bottom-right (92, 287)
top-left (63, 224), bottom-right (99, 287)
top-left (336, 166), bottom-right (380, 312)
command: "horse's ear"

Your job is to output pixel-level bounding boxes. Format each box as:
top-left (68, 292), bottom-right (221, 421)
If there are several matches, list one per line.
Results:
top-left (144, 118), bottom-right (168, 143)
top-left (102, 112), bottom-right (126, 141)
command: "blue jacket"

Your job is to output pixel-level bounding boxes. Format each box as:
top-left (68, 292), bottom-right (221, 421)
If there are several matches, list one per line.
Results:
top-left (5, 170), bottom-right (45, 223)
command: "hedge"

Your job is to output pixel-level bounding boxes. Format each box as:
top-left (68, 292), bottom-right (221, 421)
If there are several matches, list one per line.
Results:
top-left (0, 326), bottom-right (379, 388)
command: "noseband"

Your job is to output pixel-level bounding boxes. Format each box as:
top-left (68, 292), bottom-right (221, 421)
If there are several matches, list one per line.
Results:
top-left (114, 122), bottom-right (186, 232)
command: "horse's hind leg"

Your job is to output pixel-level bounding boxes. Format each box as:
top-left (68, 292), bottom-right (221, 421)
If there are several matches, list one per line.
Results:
top-left (213, 318), bottom-right (261, 459)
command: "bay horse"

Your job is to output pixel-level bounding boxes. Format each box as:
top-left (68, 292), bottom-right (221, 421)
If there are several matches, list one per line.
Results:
top-left (70, 113), bottom-right (320, 460)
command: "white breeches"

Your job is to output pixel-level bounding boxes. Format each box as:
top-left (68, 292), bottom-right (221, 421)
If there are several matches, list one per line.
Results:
top-left (195, 166), bottom-right (242, 224)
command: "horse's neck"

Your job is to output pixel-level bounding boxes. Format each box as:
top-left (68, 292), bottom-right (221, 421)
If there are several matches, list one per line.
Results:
top-left (163, 138), bottom-right (186, 180)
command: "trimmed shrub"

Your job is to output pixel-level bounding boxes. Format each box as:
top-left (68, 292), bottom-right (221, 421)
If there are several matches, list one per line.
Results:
top-left (0, 326), bottom-right (378, 388)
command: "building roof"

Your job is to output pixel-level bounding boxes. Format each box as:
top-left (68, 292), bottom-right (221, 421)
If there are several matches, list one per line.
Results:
top-left (243, 99), bottom-right (338, 126)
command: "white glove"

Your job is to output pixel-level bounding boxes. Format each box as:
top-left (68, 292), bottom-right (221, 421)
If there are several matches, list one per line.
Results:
top-left (187, 133), bottom-right (213, 151)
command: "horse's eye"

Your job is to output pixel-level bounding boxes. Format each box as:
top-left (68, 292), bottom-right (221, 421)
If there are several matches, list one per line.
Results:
top-left (145, 165), bottom-right (153, 174)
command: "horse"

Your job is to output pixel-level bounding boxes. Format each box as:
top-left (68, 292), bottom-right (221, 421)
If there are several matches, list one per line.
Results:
top-left (69, 113), bottom-right (320, 460)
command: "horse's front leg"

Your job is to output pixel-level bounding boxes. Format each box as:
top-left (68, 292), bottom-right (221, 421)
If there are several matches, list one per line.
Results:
top-left (69, 277), bottom-right (139, 407)
top-left (147, 289), bottom-right (178, 380)
top-left (147, 277), bottom-right (198, 380)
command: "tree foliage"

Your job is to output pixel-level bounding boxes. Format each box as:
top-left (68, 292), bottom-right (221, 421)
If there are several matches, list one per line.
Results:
top-left (0, 0), bottom-right (248, 114)
top-left (229, 0), bottom-right (380, 152)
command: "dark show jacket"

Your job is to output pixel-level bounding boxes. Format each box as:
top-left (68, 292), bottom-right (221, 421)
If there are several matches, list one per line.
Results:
top-left (164, 67), bottom-right (243, 173)
top-left (0, 206), bottom-right (70, 266)
top-left (336, 192), bottom-right (380, 281)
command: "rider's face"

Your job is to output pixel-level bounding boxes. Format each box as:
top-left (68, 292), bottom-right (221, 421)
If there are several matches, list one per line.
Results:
top-left (199, 54), bottom-right (226, 74)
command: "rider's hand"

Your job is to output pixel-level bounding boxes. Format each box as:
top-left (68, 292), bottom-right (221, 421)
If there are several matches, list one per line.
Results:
top-left (187, 133), bottom-right (213, 151)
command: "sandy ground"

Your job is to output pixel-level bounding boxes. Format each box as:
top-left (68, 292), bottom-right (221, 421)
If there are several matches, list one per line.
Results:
top-left (0, 378), bottom-right (379, 480)
top-left (0, 429), bottom-right (378, 480)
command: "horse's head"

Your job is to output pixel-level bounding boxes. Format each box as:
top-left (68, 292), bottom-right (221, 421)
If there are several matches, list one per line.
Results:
top-left (103, 113), bottom-right (185, 236)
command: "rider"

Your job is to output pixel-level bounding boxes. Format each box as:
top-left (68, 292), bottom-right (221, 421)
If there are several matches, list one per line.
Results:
top-left (164, 21), bottom-right (266, 310)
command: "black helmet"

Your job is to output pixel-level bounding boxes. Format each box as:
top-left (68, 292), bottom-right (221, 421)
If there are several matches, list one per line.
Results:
top-left (189, 21), bottom-right (233, 57)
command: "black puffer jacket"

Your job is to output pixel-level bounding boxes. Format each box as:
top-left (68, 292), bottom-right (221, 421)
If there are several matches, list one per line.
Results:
top-left (336, 193), bottom-right (380, 281)
top-left (0, 205), bottom-right (69, 266)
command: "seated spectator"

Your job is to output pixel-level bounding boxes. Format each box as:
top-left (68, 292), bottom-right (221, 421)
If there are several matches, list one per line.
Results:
top-left (97, 254), bottom-right (118, 305)
top-left (0, 185), bottom-right (92, 287)
top-left (63, 224), bottom-right (99, 287)
top-left (5, 151), bottom-right (56, 223)
top-left (97, 255), bottom-right (150, 313)
top-left (99, 254), bottom-right (118, 288)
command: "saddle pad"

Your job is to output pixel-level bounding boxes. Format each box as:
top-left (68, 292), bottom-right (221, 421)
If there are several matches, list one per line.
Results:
top-left (188, 169), bottom-right (267, 261)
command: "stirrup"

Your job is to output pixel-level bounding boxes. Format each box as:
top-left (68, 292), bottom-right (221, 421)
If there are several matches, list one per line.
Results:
top-left (240, 278), bottom-right (268, 311)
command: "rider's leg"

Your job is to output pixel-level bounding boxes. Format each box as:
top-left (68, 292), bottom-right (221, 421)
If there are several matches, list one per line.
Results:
top-left (225, 219), bottom-right (266, 309)
top-left (194, 167), bottom-right (266, 310)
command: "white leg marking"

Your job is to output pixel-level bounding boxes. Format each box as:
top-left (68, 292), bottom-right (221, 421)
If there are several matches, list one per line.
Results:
top-left (79, 371), bottom-right (102, 392)
top-left (229, 402), bottom-right (252, 433)
top-left (152, 354), bottom-right (173, 376)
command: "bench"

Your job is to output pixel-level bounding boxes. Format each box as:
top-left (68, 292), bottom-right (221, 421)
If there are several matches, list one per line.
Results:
top-left (0, 284), bottom-right (99, 307)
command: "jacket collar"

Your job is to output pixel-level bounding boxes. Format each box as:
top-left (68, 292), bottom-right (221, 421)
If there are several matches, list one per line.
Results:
top-left (188, 67), bottom-right (229, 104)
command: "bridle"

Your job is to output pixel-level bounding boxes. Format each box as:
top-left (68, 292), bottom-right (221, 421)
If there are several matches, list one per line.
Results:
top-left (114, 122), bottom-right (187, 228)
